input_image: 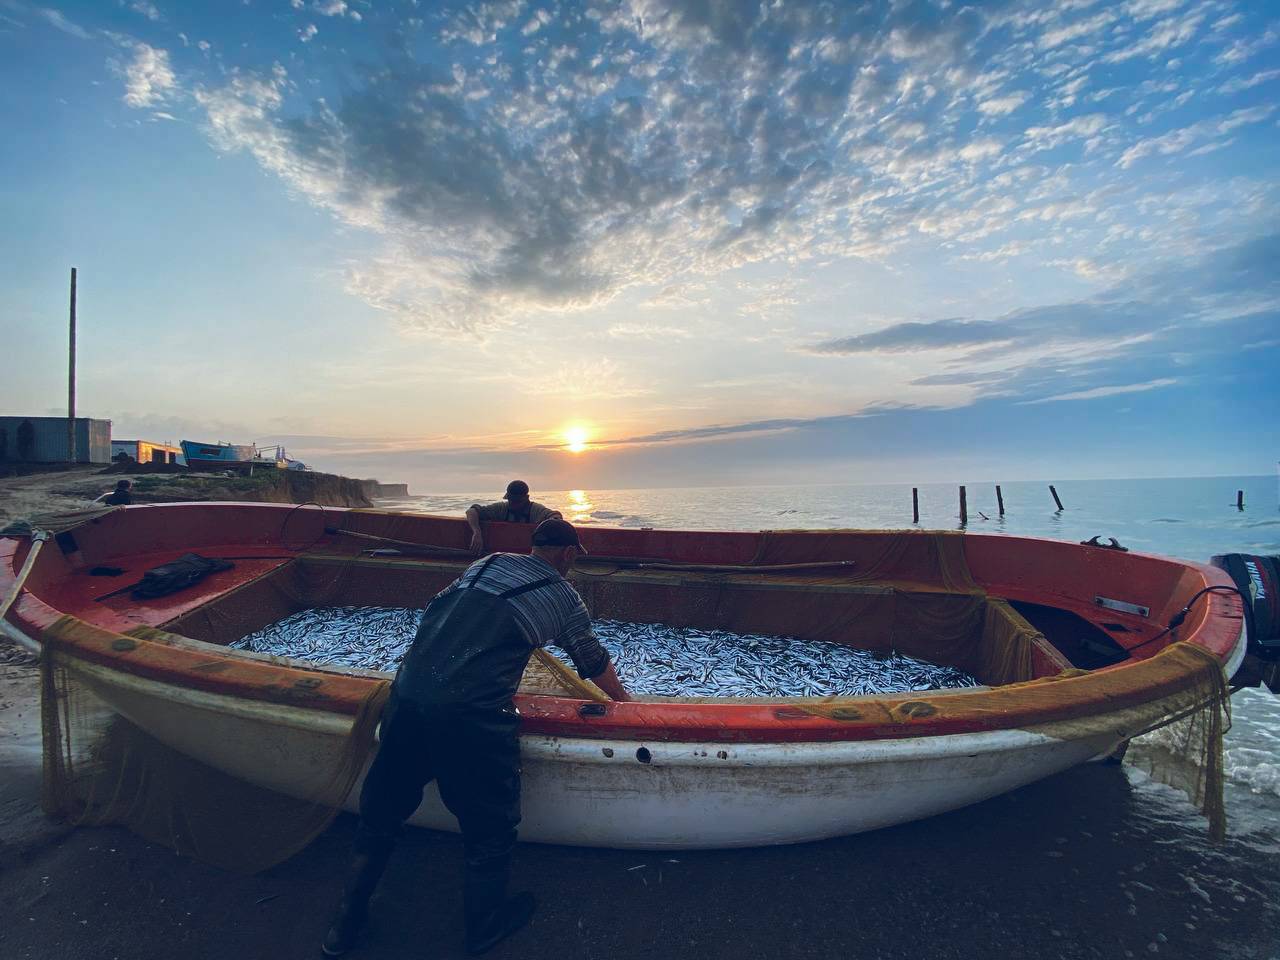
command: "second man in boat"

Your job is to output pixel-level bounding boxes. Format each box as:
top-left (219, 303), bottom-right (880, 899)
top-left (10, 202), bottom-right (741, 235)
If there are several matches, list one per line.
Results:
top-left (465, 480), bottom-right (562, 555)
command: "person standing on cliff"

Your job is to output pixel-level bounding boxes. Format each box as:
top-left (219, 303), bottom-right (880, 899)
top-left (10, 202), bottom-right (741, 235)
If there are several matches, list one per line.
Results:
top-left (465, 481), bottom-right (561, 555)
top-left (321, 518), bottom-right (630, 957)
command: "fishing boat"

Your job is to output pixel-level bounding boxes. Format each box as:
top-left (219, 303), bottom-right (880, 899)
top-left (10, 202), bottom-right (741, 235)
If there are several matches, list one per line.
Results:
top-left (0, 503), bottom-right (1269, 850)
top-left (179, 440), bottom-right (294, 472)
top-left (179, 440), bottom-right (262, 471)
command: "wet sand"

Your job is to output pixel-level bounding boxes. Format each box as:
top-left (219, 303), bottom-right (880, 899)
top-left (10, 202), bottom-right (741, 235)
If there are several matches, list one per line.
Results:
top-left (1, 647), bottom-right (1278, 960)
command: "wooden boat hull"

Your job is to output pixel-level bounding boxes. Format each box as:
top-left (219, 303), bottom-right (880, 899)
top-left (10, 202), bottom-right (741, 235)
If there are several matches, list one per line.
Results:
top-left (68, 655), bottom-right (1125, 848)
top-left (1, 502), bottom-right (1247, 848)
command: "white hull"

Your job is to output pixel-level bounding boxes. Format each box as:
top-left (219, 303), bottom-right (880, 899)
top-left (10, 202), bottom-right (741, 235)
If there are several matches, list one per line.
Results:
top-left (72, 659), bottom-right (1132, 849)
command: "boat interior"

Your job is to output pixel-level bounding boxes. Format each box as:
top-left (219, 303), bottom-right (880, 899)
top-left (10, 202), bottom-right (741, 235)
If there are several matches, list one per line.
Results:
top-left (13, 502), bottom-right (1218, 703)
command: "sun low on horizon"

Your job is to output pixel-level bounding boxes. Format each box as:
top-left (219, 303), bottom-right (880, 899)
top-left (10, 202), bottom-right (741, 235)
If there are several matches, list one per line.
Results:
top-left (563, 425), bottom-right (590, 454)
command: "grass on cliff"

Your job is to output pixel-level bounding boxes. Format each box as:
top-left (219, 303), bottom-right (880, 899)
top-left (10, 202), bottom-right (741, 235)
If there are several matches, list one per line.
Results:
top-left (128, 472), bottom-right (277, 499)
top-left (127, 470), bottom-right (370, 506)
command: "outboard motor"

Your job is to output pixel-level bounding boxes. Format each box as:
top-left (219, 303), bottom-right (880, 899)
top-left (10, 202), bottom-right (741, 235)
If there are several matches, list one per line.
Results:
top-left (1212, 554), bottom-right (1280, 693)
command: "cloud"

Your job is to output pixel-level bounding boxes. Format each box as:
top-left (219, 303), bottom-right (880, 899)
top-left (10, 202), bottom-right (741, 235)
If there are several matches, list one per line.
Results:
top-left (607, 322), bottom-right (692, 340)
top-left (119, 41), bottom-right (175, 108)
top-left (807, 234), bottom-right (1280, 408)
top-left (1216, 68), bottom-right (1280, 94)
top-left (977, 92), bottom-right (1028, 116)
top-left (33, 5), bottom-right (91, 39)
top-left (185, 3), bottom-right (1094, 336)
top-left (959, 137), bottom-right (1004, 162)
top-left (1018, 378), bottom-right (1178, 404)
top-left (127, 0), bottom-right (160, 21)
top-left (174, 0), bottom-right (1278, 349)
top-left (1023, 114), bottom-right (1109, 151)
top-left (910, 371), bottom-right (1011, 387)
top-left (1116, 105), bottom-right (1276, 167)
top-left (1039, 10), bottom-right (1117, 49)
top-left (807, 318), bottom-right (1019, 355)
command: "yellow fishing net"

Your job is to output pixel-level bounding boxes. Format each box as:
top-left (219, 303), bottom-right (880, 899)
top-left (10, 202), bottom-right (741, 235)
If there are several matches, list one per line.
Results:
top-left (39, 627), bottom-right (389, 874)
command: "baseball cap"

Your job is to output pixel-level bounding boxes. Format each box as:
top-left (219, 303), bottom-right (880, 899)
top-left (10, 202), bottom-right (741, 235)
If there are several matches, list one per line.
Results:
top-left (531, 518), bottom-right (587, 553)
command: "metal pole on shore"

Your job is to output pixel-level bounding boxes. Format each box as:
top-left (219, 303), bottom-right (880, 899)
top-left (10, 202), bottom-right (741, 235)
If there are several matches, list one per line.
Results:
top-left (67, 267), bottom-right (77, 464)
top-left (959, 486), bottom-right (968, 525)
top-left (996, 485), bottom-right (1005, 517)
top-left (1050, 484), bottom-right (1064, 511)
top-left (912, 488), bottom-right (919, 524)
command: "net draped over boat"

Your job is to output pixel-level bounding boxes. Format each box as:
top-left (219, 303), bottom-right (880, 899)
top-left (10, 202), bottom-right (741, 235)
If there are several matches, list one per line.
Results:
top-left (39, 616), bottom-right (390, 874)
top-left (30, 526), bottom-right (1234, 872)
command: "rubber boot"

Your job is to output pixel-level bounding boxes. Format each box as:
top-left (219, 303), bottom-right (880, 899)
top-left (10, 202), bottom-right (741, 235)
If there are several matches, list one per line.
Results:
top-left (463, 860), bottom-right (536, 956)
top-left (321, 848), bottom-right (392, 957)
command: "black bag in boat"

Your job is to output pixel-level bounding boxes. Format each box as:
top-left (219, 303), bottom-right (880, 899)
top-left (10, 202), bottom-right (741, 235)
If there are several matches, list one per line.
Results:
top-left (131, 553), bottom-right (234, 600)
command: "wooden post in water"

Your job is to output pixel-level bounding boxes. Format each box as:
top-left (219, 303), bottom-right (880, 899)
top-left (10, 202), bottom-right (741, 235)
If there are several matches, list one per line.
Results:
top-left (1050, 484), bottom-right (1064, 511)
top-left (1237, 490), bottom-right (1245, 511)
top-left (959, 486), bottom-right (968, 525)
top-left (996, 485), bottom-right (1005, 517)
top-left (912, 487), bottom-right (919, 524)
top-left (67, 267), bottom-right (77, 464)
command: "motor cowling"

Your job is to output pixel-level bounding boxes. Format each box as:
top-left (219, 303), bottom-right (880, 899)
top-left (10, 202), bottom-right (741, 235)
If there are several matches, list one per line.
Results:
top-left (1212, 553), bottom-right (1280, 692)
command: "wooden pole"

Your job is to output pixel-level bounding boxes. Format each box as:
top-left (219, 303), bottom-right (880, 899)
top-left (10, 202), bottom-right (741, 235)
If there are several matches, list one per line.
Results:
top-left (912, 487), bottom-right (919, 524)
top-left (959, 485), bottom-right (968, 525)
top-left (1237, 490), bottom-right (1245, 511)
top-left (996, 485), bottom-right (1005, 517)
top-left (67, 267), bottom-right (77, 464)
top-left (1050, 484), bottom-right (1064, 511)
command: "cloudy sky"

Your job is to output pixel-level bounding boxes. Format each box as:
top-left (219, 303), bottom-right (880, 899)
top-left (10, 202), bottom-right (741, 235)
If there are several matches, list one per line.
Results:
top-left (1, 0), bottom-right (1276, 492)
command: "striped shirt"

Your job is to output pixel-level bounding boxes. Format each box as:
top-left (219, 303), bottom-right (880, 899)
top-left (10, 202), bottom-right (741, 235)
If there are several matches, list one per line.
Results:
top-left (434, 552), bottom-right (608, 680)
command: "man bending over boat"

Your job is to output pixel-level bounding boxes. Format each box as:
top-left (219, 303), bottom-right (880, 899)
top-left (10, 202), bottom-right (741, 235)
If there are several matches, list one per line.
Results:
top-left (465, 480), bottom-right (561, 555)
top-left (322, 518), bottom-right (630, 958)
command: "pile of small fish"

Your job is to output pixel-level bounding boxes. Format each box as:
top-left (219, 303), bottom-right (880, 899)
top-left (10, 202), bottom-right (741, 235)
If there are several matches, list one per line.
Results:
top-left (233, 606), bottom-right (421, 671)
top-left (590, 619), bottom-right (977, 698)
top-left (233, 607), bottom-right (979, 697)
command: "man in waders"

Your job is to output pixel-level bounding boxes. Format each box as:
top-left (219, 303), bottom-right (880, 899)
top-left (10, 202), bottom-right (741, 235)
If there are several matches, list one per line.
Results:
top-left (322, 518), bottom-right (630, 957)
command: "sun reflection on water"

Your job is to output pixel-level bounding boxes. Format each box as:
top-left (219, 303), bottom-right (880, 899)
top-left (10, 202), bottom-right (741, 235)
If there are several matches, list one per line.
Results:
top-left (567, 488), bottom-right (594, 522)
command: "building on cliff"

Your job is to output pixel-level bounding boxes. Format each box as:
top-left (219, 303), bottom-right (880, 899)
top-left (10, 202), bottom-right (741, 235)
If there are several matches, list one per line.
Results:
top-left (111, 439), bottom-right (182, 465)
top-left (0, 416), bottom-right (111, 463)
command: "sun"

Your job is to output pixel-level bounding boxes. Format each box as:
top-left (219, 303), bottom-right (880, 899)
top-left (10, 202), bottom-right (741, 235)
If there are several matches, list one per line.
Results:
top-left (563, 425), bottom-right (589, 453)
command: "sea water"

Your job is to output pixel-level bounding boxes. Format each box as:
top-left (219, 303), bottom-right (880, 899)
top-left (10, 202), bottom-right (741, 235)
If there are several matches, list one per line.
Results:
top-left (383, 475), bottom-right (1280, 956)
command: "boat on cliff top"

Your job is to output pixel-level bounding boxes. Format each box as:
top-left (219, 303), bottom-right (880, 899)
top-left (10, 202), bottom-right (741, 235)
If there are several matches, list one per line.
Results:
top-left (0, 502), bottom-right (1264, 852)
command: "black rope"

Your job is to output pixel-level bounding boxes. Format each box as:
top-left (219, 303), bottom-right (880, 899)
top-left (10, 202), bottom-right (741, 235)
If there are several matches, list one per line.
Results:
top-left (280, 501), bottom-right (329, 553)
top-left (1127, 585), bottom-right (1245, 655)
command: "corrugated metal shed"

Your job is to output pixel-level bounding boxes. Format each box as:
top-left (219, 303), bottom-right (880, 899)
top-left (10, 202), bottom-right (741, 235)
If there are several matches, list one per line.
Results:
top-left (0, 416), bottom-right (112, 463)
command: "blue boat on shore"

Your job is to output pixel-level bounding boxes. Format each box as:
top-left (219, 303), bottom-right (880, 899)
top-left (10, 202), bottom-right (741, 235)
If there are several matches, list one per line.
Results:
top-left (180, 440), bottom-right (264, 471)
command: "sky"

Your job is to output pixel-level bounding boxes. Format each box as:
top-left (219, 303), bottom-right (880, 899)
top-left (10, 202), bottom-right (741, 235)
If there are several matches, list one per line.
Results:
top-left (0, 0), bottom-right (1277, 494)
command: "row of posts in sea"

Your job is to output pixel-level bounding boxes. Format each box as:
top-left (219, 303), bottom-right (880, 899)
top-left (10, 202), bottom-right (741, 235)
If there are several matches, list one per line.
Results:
top-left (913, 485), bottom-right (1253, 525)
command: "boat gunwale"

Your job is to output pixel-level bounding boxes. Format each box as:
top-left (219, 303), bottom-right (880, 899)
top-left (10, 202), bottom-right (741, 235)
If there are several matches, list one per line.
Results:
top-left (0, 504), bottom-right (1245, 745)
